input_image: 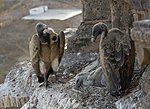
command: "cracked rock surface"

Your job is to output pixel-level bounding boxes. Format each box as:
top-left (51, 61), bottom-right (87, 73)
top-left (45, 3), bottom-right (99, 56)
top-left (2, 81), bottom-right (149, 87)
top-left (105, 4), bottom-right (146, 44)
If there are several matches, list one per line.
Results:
top-left (0, 52), bottom-right (150, 109)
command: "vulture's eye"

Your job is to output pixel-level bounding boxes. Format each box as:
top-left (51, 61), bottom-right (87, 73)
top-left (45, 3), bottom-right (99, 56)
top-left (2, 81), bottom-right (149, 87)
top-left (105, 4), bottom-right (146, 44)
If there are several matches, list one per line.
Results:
top-left (38, 24), bottom-right (42, 28)
top-left (52, 36), bottom-right (58, 41)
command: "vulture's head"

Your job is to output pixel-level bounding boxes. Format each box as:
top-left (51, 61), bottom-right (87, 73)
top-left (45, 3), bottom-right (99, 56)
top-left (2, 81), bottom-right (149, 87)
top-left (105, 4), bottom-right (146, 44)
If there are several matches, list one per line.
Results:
top-left (43, 28), bottom-right (58, 44)
top-left (91, 23), bottom-right (108, 42)
top-left (35, 23), bottom-right (50, 44)
top-left (35, 23), bottom-right (48, 36)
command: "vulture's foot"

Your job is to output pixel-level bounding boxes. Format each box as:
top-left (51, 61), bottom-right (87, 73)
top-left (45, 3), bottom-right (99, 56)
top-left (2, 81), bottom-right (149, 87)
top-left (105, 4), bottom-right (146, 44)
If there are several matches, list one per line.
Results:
top-left (110, 90), bottom-right (121, 97)
top-left (37, 76), bottom-right (44, 83)
top-left (38, 82), bottom-right (51, 88)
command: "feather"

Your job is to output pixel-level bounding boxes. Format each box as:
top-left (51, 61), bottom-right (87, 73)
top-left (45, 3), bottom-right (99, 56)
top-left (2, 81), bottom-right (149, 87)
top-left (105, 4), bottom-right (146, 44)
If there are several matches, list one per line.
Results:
top-left (106, 64), bottom-right (120, 91)
top-left (29, 34), bottom-right (41, 78)
top-left (30, 23), bottom-right (66, 88)
top-left (115, 42), bottom-right (121, 52)
top-left (123, 35), bottom-right (131, 55)
top-left (117, 52), bottom-right (125, 67)
top-left (91, 23), bottom-right (135, 95)
top-left (123, 45), bottom-right (130, 55)
top-left (104, 49), bottom-right (110, 59)
top-left (110, 59), bottom-right (117, 66)
top-left (58, 31), bottom-right (65, 58)
top-left (115, 50), bottom-right (122, 61)
top-left (29, 34), bottom-right (40, 63)
top-left (106, 47), bottom-right (112, 53)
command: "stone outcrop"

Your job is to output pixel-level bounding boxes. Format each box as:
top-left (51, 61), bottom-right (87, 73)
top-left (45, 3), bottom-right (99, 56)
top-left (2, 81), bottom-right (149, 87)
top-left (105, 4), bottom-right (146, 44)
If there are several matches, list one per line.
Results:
top-left (0, 61), bottom-right (37, 108)
top-left (116, 65), bottom-right (150, 109)
top-left (21, 60), bottom-right (116, 109)
top-left (67, 0), bottom-right (111, 52)
top-left (0, 59), bottom-right (117, 109)
top-left (126, 20), bottom-right (150, 109)
top-left (0, 54), bottom-right (150, 109)
top-left (0, 51), bottom-right (97, 108)
top-left (0, 96), bottom-right (28, 108)
top-left (0, 46), bottom-right (150, 109)
top-left (131, 20), bottom-right (150, 65)
top-left (131, 0), bottom-right (150, 20)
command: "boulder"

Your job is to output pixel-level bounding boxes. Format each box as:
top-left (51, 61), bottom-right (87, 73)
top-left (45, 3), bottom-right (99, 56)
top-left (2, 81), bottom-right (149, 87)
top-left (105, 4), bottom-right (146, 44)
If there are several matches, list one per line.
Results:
top-left (131, 20), bottom-right (150, 65)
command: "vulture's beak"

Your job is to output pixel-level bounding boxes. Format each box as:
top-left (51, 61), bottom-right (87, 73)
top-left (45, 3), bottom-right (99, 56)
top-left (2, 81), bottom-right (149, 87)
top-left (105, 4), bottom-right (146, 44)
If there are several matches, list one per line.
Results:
top-left (43, 24), bottom-right (48, 29)
top-left (91, 35), bottom-right (96, 42)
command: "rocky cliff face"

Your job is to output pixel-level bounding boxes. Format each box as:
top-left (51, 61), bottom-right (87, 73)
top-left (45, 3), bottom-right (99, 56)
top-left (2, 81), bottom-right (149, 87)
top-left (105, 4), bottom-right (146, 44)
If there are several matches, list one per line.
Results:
top-left (0, 61), bottom-right (36, 108)
top-left (0, 52), bottom-right (150, 109)
top-left (0, 60), bottom-right (117, 109)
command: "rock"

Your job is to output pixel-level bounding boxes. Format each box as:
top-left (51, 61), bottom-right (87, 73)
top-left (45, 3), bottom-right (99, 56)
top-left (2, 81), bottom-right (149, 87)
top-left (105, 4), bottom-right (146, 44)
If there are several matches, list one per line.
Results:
top-left (0, 55), bottom-right (150, 109)
top-left (0, 96), bottom-right (28, 108)
top-left (67, 20), bottom-right (111, 52)
top-left (135, 92), bottom-right (150, 109)
top-left (0, 52), bottom-right (97, 108)
top-left (75, 61), bottom-right (106, 89)
top-left (59, 51), bottom-right (97, 76)
top-left (115, 86), bottom-right (150, 109)
top-left (115, 89), bottom-right (145, 109)
top-left (21, 83), bottom-right (117, 109)
top-left (131, 20), bottom-right (150, 65)
top-left (0, 61), bottom-right (37, 108)
top-left (0, 54), bottom-right (117, 109)
top-left (0, 61), bottom-right (117, 109)
top-left (82, 0), bottom-right (110, 21)
top-left (67, 0), bottom-right (111, 52)
top-left (140, 65), bottom-right (150, 94)
top-left (115, 65), bottom-right (150, 109)
top-left (87, 67), bottom-right (106, 87)
top-left (0, 49), bottom-right (150, 109)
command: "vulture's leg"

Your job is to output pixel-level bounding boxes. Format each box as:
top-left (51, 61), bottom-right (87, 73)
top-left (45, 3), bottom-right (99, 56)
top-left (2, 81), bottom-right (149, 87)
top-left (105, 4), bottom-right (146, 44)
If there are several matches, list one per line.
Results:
top-left (32, 62), bottom-right (44, 83)
top-left (39, 61), bottom-right (49, 88)
top-left (37, 76), bottom-right (44, 83)
top-left (44, 72), bottom-right (48, 88)
top-left (51, 58), bottom-right (63, 83)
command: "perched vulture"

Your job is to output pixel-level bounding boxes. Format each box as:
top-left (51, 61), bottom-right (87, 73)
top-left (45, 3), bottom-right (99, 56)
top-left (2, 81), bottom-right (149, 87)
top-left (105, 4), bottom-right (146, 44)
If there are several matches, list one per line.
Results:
top-left (91, 22), bottom-right (135, 96)
top-left (29, 23), bottom-right (65, 88)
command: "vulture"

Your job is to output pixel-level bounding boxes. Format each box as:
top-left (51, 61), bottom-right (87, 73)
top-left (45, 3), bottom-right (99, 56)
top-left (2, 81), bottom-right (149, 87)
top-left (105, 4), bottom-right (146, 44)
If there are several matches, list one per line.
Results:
top-left (29, 23), bottom-right (65, 88)
top-left (91, 22), bottom-right (135, 96)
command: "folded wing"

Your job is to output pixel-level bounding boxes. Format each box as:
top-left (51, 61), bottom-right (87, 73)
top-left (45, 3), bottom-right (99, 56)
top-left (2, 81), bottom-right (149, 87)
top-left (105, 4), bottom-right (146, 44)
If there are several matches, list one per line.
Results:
top-left (58, 31), bottom-right (65, 62)
top-left (29, 34), bottom-right (40, 74)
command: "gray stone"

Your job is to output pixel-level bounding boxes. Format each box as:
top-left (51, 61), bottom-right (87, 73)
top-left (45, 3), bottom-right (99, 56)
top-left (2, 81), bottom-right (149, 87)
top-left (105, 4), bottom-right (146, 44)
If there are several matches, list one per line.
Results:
top-left (75, 61), bottom-right (106, 89)
top-left (0, 60), bottom-right (117, 109)
top-left (0, 57), bottom-right (150, 109)
top-left (131, 20), bottom-right (150, 65)
top-left (67, 0), bottom-right (111, 52)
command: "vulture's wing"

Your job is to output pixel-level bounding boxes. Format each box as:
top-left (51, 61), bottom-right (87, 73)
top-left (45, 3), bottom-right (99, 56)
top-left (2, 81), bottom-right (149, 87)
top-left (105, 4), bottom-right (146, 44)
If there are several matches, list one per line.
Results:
top-left (102, 37), bottom-right (121, 92)
top-left (101, 30), bottom-right (131, 92)
top-left (58, 31), bottom-right (65, 62)
top-left (29, 34), bottom-right (40, 75)
top-left (119, 33), bottom-right (133, 90)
